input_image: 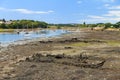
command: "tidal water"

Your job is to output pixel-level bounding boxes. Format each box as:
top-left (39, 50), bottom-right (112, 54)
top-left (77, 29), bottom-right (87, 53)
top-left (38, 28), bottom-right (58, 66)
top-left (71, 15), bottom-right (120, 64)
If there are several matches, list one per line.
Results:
top-left (0, 29), bottom-right (69, 44)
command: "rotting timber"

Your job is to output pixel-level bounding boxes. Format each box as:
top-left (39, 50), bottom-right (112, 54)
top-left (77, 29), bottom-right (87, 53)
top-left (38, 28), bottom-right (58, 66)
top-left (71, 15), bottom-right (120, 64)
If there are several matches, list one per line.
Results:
top-left (25, 53), bottom-right (106, 69)
top-left (39, 37), bottom-right (106, 44)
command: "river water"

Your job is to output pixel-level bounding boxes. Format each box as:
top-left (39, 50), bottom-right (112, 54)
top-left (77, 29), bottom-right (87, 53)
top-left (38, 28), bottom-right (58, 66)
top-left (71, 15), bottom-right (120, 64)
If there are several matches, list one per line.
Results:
top-left (0, 29), bottom-right (69, 45)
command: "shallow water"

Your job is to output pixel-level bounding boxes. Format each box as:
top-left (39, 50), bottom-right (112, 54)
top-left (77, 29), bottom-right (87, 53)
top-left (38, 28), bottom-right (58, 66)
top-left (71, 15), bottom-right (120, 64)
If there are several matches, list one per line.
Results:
top-left (0, 29), bottom-right (69, 44)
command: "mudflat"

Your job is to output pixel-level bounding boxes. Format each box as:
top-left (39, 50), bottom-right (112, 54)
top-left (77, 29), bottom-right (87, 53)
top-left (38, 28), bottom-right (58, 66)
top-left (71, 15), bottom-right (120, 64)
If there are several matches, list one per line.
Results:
top-left (0, 28), bottom-right (120, 80)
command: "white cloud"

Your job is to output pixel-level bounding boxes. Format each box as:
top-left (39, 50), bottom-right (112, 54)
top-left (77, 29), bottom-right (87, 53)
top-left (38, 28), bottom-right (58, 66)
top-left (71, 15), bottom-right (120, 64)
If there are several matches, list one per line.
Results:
top-left (101, 0), bottom-right (115, 2)
top-left (104, 4), bottom-right (110, 7)
top-left (88, 15), bottom-right (104, 19)
top-left (0, 7), bottom-right (54, 14)
top-left (78, 17), bottom-right (120, 23)
top-left (13, 9), bottom-right (54, 14)
top-left (96, 0), bottom-right (115, 3)
top-left (109, 0), bottom-right (115, 2)
top-left (0, 7), bottom-right (5, 10)
top-left (104, 10), bottom-right (120, 17)
top-left (107, 5), bottom-right (120, 9)
top-left (86, 9), bottom-right (120, 23)
top-left (77, 9), bottom-right (120, 23)
top-left (77, 0), bottom-right (82, 4)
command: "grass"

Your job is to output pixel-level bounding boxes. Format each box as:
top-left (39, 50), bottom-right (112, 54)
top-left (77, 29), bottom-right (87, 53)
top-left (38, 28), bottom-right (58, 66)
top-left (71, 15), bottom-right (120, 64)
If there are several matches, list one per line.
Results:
top-left (70, 42), bottom-right (91, 47)
top-left (0, 29), bottom-right (15, 32)
top-left (72, 41), bottom-right (120, 47)
top-left (69, 40), bottom-right (120, 47)
top-left (106, 40), bottom-right (120, 46)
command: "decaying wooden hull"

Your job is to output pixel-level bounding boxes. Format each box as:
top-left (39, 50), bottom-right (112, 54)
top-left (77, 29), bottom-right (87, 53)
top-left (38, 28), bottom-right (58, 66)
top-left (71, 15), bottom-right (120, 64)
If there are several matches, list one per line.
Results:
top-left (25, 53), bottom-right (106, 69)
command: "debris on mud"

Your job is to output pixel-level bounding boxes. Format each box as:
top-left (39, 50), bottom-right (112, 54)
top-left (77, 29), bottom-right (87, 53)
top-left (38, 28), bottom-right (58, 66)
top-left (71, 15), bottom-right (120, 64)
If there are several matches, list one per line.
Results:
top-left (25, 53), bottom-right (106, 69)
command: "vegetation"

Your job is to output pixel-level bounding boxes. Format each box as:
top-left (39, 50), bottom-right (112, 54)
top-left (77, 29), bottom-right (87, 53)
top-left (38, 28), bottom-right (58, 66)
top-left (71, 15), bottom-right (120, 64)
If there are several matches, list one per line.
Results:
top-left (70, 42), bottom-right (91, 47)
top-left (107, 40), bottom-right (120, 46)
top-left (0, 19), bottom-right (48, 29)
top-left (0, 18), bottom-right (120, 29)
top-left (0, 29), bottom-right (14, 32)
top-left (49, 21), bottom-right (120, 29)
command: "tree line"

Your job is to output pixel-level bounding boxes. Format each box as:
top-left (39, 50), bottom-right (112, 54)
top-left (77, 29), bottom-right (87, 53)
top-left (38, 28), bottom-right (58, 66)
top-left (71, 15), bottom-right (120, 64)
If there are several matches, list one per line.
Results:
top-left (1, 19), bottom-right (120, 29)
top-left (0, 19), bottom-right (48, 29)
top-left (49, 22), bottom-right (120, 29)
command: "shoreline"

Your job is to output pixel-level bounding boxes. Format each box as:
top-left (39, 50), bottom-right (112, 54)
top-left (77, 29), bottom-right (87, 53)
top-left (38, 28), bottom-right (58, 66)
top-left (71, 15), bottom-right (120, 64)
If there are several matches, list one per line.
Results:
top-left (0, 29), bottom-right (71, 46)
top-left (0, 29), bottom-right (120, 79)
top-left (0, 31), bottom-right (73, 52)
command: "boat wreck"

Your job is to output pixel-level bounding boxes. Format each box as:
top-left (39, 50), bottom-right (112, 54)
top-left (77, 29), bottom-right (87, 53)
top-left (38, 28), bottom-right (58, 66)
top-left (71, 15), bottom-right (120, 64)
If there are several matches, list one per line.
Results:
top-left (25, 53), bottom-right (106, 69)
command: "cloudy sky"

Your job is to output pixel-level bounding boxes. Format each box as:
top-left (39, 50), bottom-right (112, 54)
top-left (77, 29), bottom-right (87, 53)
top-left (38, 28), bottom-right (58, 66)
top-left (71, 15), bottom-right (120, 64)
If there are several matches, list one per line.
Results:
top-left (0, 0), bottom-right (120, 23)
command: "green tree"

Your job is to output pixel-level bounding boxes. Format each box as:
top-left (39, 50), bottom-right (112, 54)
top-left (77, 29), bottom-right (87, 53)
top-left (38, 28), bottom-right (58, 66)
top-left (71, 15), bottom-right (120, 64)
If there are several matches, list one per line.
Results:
top-left (83, 22), bottom-right (86, 27)
top-left (114, 21), bottom-right (120, 28)
top-left (0, 19), bottom-right (48, 29)
top-left (2, 18), bottom-right (6, 22)
top-left (0, 23), bottom-right (7, 29)
top-left (104, 23), bottom-right (113, 29)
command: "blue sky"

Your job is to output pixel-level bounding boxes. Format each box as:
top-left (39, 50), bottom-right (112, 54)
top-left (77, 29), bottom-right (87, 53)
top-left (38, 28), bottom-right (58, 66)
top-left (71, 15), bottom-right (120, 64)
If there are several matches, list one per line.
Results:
top-left (0, 0), bottom-right (120, 23)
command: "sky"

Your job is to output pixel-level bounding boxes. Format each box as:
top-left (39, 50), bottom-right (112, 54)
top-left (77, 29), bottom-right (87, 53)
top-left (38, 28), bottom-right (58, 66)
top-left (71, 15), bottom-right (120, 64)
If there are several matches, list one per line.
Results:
top-left (0, 0), bottom-right (120, 24)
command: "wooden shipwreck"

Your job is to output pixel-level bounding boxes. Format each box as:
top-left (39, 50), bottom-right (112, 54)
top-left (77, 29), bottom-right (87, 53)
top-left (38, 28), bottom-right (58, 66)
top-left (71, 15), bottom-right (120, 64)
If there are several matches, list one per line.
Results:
top-left (25, 53), bottom-right (106, 69)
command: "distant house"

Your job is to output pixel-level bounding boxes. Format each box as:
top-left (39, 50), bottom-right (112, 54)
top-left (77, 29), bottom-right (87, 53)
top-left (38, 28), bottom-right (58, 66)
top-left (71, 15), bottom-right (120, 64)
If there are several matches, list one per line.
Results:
top-left (0, 20), bottom-right (4, 24)
top-left (0, 19), bottom-right (12, 24)
top-left (5, 21), bottom-right (12, 24)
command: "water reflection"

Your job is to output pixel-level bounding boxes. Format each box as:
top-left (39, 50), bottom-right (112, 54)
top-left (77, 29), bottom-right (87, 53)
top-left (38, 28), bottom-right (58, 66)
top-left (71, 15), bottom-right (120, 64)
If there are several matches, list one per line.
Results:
top-left (0, 29), bottom-right (69, 44)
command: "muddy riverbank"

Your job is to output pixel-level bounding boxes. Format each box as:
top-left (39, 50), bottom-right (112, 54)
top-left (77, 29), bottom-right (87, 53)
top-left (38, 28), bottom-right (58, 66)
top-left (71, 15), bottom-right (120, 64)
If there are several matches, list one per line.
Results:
top-left (0, 29), bottom-right (120, 80)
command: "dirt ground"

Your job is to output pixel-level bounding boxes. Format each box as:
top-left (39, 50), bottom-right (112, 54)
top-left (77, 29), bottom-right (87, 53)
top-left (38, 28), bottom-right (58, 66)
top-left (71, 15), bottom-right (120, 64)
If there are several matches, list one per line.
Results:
top-left (0, 28), bottom-right (120, 80)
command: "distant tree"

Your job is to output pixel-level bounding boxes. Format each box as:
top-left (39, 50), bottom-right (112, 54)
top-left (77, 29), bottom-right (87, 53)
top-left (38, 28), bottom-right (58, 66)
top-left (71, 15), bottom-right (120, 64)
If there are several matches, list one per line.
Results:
top-left (2, 18), bottom-right (6, 22)
top-left (0, 23), bottom-right (7, 29)
top-left (0, 19), bottom-right (48, 29)
top-left (104, 23), bottom-right (113, 29)
top-left (83, 22), bottom-right (86, 27)
top-left (57, 26), bottom-right (61, 29)
top-left (114, 21), bottom-right (120, 28)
